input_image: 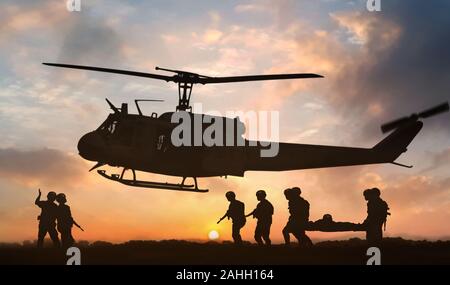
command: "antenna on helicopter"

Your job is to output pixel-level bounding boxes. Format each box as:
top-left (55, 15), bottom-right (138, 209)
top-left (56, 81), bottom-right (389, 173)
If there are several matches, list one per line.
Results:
top-left (135, 99), bottom-right (164, 116)
top-left (105, 98), bottom-right (129, 114)
top-left (105, 98), bottom-right (120, 114)
top-left (43, 62), bottom-right (323, 112)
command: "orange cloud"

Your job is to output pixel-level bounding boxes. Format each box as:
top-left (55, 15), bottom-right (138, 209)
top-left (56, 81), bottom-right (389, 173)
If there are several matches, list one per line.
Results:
top-left (0, 148), bottom-right (87, 188)
top-left (1, 1), bottom-right (66, 40)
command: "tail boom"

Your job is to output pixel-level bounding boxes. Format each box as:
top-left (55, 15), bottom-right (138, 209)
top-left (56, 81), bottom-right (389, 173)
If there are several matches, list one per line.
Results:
top-left (244, 121), bottom-right (423, 171)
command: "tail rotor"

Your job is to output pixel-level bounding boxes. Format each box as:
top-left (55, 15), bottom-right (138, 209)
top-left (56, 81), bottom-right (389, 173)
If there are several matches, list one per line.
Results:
top-left (381, 102), bottom-right (449, 134)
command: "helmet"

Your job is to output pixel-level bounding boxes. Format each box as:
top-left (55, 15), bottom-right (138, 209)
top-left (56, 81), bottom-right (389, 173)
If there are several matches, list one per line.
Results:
top-left (225, 191), bottom-right (236, 200)
top-left (291, 187), bottom-right (301, 196)
top-left (256, 190), bottom-right (266, 199)
top-left (56, 193), bottom-right (67, 203)
top-left (47, 191), bottom-right (57, 201)
top-left (371, 188), bottom-right (381, 197)
top-left (323, 214), bottom-right (333, 222)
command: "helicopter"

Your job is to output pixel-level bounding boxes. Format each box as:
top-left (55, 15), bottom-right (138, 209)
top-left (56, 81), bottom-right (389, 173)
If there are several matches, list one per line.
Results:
top-left (43, 62), bottom-right (449, 193)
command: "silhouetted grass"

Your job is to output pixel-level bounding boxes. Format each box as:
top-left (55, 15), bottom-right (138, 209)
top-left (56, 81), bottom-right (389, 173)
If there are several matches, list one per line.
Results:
top-left (1, 238), bottom-right (449, 265)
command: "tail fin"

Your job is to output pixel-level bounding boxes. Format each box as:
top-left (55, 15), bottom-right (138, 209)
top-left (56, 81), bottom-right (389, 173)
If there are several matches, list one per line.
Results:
top-left (372, 121), bottom-right (423, 162)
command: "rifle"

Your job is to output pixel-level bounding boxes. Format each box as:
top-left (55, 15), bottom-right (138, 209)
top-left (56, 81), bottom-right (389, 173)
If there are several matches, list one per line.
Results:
top-left (73, 220), bottom-right (84, 232)
top-left (217, 213), bottom-right (228, 224)
top-left (245, 209), bottom-right (255, 218)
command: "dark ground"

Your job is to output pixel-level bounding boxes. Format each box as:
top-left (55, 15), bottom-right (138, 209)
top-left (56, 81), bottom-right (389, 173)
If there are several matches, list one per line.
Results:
top-left (1, 238), bottom-right (449, 265)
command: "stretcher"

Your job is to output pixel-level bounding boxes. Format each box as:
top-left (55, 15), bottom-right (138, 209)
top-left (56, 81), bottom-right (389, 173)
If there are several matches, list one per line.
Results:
top-left (306, 221), bottom-right (366, 232)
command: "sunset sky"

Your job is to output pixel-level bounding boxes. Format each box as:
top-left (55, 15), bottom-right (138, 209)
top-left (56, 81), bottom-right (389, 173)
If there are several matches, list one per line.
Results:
top-left (1, 0), bottom-right (449, 243)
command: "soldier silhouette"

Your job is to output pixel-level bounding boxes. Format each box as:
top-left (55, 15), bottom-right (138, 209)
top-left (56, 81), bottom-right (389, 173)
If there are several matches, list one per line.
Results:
top-left (246, 190), bottom-right (274, 245)
top-left (217, 191), bottom-right (246, 244)
top-left (35, 189), bottom-right (60, 248)
top-left (56, 193), bottom-right (84, 249)
top-left (282, 187), bottom-right (313, 247)
top-left (363, 188), bottom-right (390, 246)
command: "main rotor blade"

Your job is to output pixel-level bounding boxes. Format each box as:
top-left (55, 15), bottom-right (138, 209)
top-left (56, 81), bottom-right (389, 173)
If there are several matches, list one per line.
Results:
top-left (198, 73), bottom-right (323, 84)
top-left (43, 63), bottom-right (175, 82)
top-left (43, 63), bottom-right (323, 85)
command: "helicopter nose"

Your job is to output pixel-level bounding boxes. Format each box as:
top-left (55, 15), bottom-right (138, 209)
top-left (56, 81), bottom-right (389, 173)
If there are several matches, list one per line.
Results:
top-left (77, 132), bottom-right (104, 161)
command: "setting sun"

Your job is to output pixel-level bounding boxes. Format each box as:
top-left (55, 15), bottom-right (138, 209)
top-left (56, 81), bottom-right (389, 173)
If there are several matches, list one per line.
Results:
top-left (208, 230), bottom-right (219, 240)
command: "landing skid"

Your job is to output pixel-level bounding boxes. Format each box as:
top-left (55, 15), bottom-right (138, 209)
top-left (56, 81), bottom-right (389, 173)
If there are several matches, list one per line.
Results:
top-left (97, 170), bottom-right (209, 192)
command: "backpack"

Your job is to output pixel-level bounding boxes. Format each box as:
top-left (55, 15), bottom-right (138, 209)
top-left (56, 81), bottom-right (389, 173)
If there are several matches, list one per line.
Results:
top-left (298, 197), bottom-right (310, 222)
top-left (379, 200), bottom-right (391, 230)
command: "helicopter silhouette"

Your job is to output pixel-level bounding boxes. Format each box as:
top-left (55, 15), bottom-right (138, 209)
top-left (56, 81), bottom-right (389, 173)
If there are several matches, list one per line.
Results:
top-left (43, 63), bottom-right (449, 192)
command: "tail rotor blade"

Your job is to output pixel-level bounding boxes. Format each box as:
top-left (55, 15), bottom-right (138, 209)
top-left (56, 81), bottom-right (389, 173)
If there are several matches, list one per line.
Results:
top-left (381, 117), bottom-right (411, 134)
top-left (418, 102), bottom-right (449, 118)
top-left (381, 101), bottom-right (449, 133)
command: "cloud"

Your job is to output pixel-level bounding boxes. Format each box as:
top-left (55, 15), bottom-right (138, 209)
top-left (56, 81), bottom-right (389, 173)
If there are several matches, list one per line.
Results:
top-left (0, 0), bottom-right (64, 41)
top-left (331, 10), bottom-right (401, 46)
top-left (0, 1), bottom-right (131, 151)
top-left (0, 148), bottom-right (87, 187)
top-left (234, 0), bottom-right (297, 28)
top-left (235, 4), bottom-right (269, 14)
top-left (381, 173), bottom-right (450, 238)
top-left (384, 174), bottom-right (449, 208)
top-left (225, 1), bottom-right (450, 142)
top-left (57, 12), bottom-right (123, 65)
top-left (0, 0), bottom-right (126, 80)
top-left (421, 148), bottom-right (450, 173)
top-left (203, 29), bottom-right (223, 44)
top-left (331, 1), bottom-right (450, 138)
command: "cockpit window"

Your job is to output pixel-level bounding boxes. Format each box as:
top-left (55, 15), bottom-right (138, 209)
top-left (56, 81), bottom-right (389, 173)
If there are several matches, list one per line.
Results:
top-left (97, 116), bottom-right (119, 138)
top-left (107, 120), bottom-right (118, 134)
top-left (96, 116), bottom-right (135, 146)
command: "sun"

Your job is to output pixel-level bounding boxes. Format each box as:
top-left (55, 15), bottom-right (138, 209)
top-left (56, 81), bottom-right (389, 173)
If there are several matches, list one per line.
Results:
top-left (208, 230), bottom-right (219, 240)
